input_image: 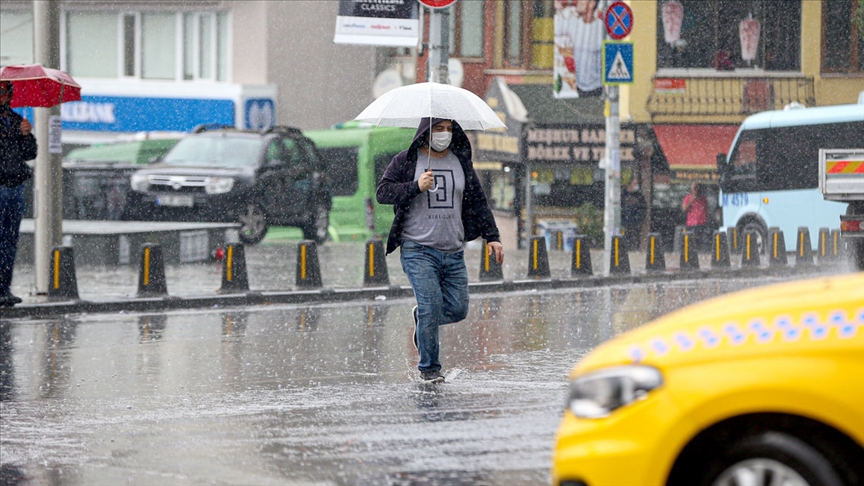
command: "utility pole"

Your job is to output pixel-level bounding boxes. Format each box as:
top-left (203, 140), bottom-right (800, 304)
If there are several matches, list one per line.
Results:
top-left (422, 1), bottom-right (452, 84)
top-left (32, 0), bottom-right (62, 294)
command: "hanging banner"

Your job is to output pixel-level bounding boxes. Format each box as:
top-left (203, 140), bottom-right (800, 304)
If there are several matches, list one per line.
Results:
top-left (553, 0), bottom-right (608, 98)
top-left (334, 0), bottom-right (419, 47)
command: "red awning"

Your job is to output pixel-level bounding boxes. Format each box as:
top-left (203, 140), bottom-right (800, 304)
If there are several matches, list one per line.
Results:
top-left (653, 125), bottom-right (739, 170)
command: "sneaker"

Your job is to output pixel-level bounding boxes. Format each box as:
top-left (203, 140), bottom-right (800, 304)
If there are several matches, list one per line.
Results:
top-left (420, 370), bottom-right (445, 383)
top-left (412, 305), bottom-right (419, 350)
top-left (0, 293), bottom-right (22, 307)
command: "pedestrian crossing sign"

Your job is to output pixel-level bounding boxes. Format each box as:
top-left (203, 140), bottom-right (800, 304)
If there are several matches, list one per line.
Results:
top-left (603, 41), bottom-right (634, 85)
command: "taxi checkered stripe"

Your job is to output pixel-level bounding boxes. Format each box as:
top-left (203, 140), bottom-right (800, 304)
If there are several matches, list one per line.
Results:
top-left (628, 308), bottom-right (864, 362)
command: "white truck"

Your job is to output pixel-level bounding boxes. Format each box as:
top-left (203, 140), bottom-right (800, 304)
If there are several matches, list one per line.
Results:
top-left (819, 149), bottom-right (864, 270)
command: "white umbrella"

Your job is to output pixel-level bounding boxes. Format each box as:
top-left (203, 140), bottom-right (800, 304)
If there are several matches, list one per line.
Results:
top-left (354, 82), bottom-right (506, 131)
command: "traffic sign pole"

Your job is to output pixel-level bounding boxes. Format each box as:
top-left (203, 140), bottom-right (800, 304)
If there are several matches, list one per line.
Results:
top-left (601, 3), bottom-right (630, 276)
top-left (420, 0), bottom-right (455, 84)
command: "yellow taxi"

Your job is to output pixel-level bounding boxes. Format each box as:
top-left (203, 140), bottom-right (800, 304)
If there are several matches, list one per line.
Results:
top-left (552, 273), bottom-right (864, 486)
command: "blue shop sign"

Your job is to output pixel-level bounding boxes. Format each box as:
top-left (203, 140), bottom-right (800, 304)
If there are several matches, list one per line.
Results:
top-left (15, 96), bottom-right (237, 132)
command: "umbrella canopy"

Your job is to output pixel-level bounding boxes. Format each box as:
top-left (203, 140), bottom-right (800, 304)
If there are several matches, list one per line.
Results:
top-left (355, 82), bottom-right (506, 131)
top-left (0, 63), bottom-right (82, 108)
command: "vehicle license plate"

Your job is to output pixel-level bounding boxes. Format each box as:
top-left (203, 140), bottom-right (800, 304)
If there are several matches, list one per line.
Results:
top-left (156, 195), bottom-right (194, 207)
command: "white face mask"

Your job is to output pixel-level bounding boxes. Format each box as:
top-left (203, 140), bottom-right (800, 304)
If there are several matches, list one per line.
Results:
top-left (430, 132), bottom-right (452, 152)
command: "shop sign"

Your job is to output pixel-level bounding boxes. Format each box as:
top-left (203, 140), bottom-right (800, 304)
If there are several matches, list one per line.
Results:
top-left (334, 0), bottom-right (419, 47)
top-left (525, 125), bottom-right (636, 165)
top-left (59, 95), bottom-right (235, 132)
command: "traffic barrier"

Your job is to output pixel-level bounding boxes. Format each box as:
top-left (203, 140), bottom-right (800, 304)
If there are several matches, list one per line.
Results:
top-left (768, 227), bottom-right (787, 267)
top-left (570, 234), bottom-right (593, 277)
top-left (795, 227), bottom-right (813, 267)
top-left (363, 238), bottom-right (390, 286)
top-left (610, 234), bottom-right (630, 275)
top-left (644, 233), bottom-right (666, 273)
top-left (219, 243), bottom-right (249, 294)
top-left (679, 230), bottom-right (700, 271)
top-left (48, 246), bottom-right (79, 301)
top-left (830, 229), bottom-right (845, 260)
top-left (479, 239), bottom-right (504, 281)
top-left (727, 226), bottom-right (740, 255)
top-left (137, 243), bottom-right (168, 297)
top-left (710, 231), bottom-right (730, 269)
top-left (741, 230), bottom-right (761, 267)
top-left (296, 240), bottom-right (323, 288)
top-left (816, 227), bottom-right (839, 263)
top-left (527, 236), bottom-right (550, 279)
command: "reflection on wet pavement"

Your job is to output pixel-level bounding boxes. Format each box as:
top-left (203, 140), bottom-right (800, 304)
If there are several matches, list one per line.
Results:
top-left (0, 277), bottom-right (791, 485)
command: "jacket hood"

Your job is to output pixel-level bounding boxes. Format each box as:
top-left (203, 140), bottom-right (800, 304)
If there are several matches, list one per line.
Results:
top-left (409, 117), bottom-right (472, 164)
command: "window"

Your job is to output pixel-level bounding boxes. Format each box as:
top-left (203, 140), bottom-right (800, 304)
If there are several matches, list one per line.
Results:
top-left (319, 147), bottom-right (360, 197)
top-left (65, 11), bottom-right (119, 78)
top-left (62, 9), bottom-right (228, 81)
top-left (723, 122), bottom-right (864, 193)
top-left (505, 0), bottom-right (523, 66)
top-left (656, 0), bottom-right (801, 71)
top-left (0, 10), bottom-right (34, 65)
top-left (142, 13), bottom-right (176, 80)
top-left (823, 0), bottom-right (864, 73)
top-left (531, 0), bottom-right (556, 69)
top-left (449, 0), bottom-right (484, 58)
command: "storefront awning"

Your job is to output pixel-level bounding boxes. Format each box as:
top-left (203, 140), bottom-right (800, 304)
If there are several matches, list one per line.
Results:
top-left (653, 125), bottom-right (739, 170)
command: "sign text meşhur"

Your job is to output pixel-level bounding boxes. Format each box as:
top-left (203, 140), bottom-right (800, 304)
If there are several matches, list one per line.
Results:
top-left (525, 126), bottom-right (636, 164)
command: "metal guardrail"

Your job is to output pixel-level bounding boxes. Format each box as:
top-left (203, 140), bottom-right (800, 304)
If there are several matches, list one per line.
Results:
top-left (647, 76), bottom-right (816, 116)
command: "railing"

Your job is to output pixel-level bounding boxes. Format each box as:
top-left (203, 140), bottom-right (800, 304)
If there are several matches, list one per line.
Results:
top-left (646, 76), bottom-right (815, 116)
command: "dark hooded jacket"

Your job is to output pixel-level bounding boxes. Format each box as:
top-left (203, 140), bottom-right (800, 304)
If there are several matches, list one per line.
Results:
top-left (0, 107), bottom-right (37, 187)
top-left (376, 117), bottom-right (500, 255)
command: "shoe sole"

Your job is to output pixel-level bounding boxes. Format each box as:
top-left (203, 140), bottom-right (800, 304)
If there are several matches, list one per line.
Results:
top-left (412, 305), bottom-right (419, 350)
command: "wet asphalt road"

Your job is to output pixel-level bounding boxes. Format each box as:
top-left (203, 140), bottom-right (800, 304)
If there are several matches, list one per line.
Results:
top-left (0, 274), bottom-right (814, 486)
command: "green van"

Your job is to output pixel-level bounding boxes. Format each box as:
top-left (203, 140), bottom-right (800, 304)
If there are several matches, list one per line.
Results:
top-left (304, 122), bottom-right (416, 242)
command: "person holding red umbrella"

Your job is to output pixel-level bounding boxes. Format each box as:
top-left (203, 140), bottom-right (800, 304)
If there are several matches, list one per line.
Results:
top-left (0, 80), bottom-right (38, 307)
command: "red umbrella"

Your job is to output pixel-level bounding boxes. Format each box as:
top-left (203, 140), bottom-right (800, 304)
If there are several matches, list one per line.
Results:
top-left (0, 63), bottom-right (82, 108)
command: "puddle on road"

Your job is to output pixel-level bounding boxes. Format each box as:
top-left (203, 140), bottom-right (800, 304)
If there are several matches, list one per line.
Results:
top-left (1, 277), bottom-right (788, 484)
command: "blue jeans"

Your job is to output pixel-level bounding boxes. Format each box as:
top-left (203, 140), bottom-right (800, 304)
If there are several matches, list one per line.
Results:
top-left (0, 184), bottom-right (25, 295)
top-left (400, 240), bottom-right (469, 373)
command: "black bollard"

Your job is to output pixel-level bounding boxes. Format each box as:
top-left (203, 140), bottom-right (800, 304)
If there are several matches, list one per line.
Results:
top-left (363, 238), bottom-right (390, 286)
top-left (830, 229), bottom-right (845, 260)
top-left (768, 227), bottom-right (787, 267)
top-left (816, 227), bottom-right (833, 264)
top-left (219, 243), bottom-right (249, 294)
top-left (727, 226), bottom-right (740, 255)
top-left (610, 234), bottom-right (631, 275)
top-left (571, 234), bottom-right (593, 277)
top-left (710, 231), bottom-right (730, 269)
top-left (296, 240), bottom-right (323, 288)
top-left (137, 243), bottom-right (168, 298)
top-left (795, 227), bottom-right (813, 267)
top-left (527, 236), bottom-right (551, 279)
top-left (48, 246), bottom-right (79, 301)
top-left (479, 239), bottom-right (504, 281)
top-left (741, 230), bottom-right (761, 268)
top-left (645, 233), bottom-right (666, 273)
top-left (679, 230), bottom-right (700, 271)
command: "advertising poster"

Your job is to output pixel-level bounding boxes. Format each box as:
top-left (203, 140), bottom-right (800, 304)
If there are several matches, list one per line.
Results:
top-left (334, 0), bottom-right (419, 47)
top-left (553, 0), bottom-right (608, 99)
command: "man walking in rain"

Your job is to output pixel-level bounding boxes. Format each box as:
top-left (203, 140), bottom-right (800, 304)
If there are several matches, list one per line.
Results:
top-left (377, 117), bottom-right (504, 384)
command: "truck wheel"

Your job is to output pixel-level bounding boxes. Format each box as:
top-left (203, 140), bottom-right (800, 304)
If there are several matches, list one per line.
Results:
top-left (238, 202), bottom-right (268, 245)
top-left (701, 432), bottom-right (843, 486)
top-left (302, 201), bottom-right (330, 244)
top-left (853, 240), bottom-right (864, 271)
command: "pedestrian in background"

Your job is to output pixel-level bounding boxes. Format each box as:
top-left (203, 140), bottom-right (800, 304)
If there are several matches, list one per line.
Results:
top-left (377, 117), bottom-right (504, 384)
top-left (0, 80), bottom-right (37, 307)
top-left (621, 177), bottom-right (646, 250)
top-left (682, 182), bottom-right (710, 251)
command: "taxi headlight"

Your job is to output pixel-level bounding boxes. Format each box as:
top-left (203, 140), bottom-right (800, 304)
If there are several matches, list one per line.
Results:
top-left (205, 177), bottom-right (234, 194)
top-left (567, 365), bottom-right (662, 419)
top-left (130, 173), bottom-right (149, 192)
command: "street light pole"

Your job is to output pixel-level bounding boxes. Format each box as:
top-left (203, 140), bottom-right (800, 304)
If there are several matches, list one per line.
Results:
top-left (32, 0), bottom-right (62, 294)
